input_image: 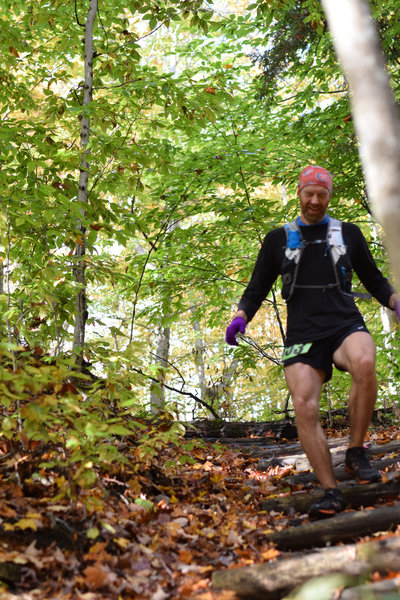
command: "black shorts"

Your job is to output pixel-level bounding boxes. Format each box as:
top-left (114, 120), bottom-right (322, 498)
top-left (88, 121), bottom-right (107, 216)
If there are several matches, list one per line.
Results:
top-left (282, 324), bottom-right (370, 382)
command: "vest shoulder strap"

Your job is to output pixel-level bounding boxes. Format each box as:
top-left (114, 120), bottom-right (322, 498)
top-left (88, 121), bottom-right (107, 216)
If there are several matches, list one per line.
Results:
top-left (326, 217), bottom-right (344, 247)
top-left (284, 218), bottom-right (344, 246)
top-left (284, 220), bottom-right (302, 250)
top-left (285, 220), bottom-right (299, 232)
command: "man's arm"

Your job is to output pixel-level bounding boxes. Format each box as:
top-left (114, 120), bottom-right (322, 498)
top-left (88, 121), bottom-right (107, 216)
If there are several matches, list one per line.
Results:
top-left (236, 228), bottom-right (284, 322)
top-left (225, 229), bottom-right (283, 346)
top-left (345, 223), bottom-right (396, 309)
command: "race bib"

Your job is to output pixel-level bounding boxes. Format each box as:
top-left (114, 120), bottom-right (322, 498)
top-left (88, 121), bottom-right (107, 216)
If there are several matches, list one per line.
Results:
top-left (282, 342), bottom-right (312, 361)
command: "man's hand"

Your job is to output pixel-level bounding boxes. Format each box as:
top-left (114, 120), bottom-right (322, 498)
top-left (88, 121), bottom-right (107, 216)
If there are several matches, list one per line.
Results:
top-left (225, 316), bottom-right (246, 346)
top-left (389, 293), bottom-right (400, 320)
top-left (395, 299), bottom-right (400, 321)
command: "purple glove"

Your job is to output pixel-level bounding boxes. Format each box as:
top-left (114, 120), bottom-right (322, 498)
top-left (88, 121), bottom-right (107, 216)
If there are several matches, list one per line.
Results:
top-left (395, 300), bottom-right (400, 321)
top-left (225, 316), bottom-right (246, 346)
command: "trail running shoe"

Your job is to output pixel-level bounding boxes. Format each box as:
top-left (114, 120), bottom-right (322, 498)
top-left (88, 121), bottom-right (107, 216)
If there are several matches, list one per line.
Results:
top-left (308, 488), bottom-right (347, 520)
top-left (345, 446), bottom-right (382, 484)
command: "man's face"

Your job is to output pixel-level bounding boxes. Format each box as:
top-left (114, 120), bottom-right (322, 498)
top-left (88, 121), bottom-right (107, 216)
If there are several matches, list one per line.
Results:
top-left (298, 184), bottom-right (331, 225)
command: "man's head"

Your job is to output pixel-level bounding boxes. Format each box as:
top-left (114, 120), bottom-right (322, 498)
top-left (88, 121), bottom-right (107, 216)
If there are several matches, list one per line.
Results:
top-left (297, 165), bottom-right (332, 225)
top-left (297, 165), bottom-right (332, 195)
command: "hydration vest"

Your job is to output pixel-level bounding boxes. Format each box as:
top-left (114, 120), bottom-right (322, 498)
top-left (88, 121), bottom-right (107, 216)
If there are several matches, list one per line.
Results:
top-left (281, 218), bottom-right (370, 302)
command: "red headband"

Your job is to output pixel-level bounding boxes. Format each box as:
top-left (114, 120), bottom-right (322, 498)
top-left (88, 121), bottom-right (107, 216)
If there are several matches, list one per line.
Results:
top-left (298, 165), bottom-right (332, 194)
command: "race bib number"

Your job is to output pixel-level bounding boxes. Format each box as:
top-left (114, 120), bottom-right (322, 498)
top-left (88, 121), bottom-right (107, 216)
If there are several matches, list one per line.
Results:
top-left (282, 342), bottom-right (312, 361)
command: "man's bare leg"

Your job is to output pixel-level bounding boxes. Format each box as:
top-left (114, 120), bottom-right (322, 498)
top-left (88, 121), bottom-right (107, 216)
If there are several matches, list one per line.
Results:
top-left (333, 332), bottom-right (377, 447)
top-left (285, 362), bottom-right (337, 490)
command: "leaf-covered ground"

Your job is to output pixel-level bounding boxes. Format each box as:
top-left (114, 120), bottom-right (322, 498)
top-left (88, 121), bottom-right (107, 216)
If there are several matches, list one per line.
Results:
top-left (1, 422), bottom-right (400, 600)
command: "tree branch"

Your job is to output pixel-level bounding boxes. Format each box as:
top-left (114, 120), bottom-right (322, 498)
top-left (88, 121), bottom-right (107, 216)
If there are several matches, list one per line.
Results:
top-left (74, 0), bottom-right (85, 27)
top-left (132, 367), bottom-right (221, 419)
top-left (238, 334), bottom-right (282, 365)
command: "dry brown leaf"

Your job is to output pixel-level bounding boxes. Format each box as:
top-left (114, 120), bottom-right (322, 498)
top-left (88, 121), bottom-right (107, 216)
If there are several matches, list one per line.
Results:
top-left (83, 563), bottom-right (117, 590)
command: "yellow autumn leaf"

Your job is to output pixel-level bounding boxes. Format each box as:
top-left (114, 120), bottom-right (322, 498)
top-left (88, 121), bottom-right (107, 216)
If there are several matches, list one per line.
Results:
top-left (4, 518), bottom-right (38, 531)
top-left (26, 512), bottom-right (42, 519)
top-left (113, 537), bottom-right (131, 549)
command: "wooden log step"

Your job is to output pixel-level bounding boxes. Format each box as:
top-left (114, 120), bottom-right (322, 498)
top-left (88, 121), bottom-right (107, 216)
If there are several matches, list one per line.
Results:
top-left (285, 454), bottom-right (400, 486)
top-left (260, 475), bottom-right (400, 515)
top-left (265, 503), bottom-right (400, 550)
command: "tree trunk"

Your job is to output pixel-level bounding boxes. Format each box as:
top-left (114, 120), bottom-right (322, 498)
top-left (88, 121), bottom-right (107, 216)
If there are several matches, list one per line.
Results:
top-left (321, 0), bottom-right (400, 289)
top-left (201, 358), bottom-right (239, 420)
top-left (150, 323), bottom-right (171, 415)
top-left (190, 304), bottom-right (240, 419)
top-left (72, 0), bottom-right (97, 369)
top-left (191, 316), bottom-right (207, 404)
top-left (149, 218), bottom-right (179, 415)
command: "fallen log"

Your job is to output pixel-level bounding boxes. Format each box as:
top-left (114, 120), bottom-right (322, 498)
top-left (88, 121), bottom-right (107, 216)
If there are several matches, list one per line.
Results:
top-left (252, 436), bottom-right (349, 464)
top-left (260, 476), bottom-right (400, 515)
top-left (212, 534), bottom-right (400, 599)
top-left (255, 438), bottom-right (400, 464)
top-left (184, 408), bottom-right (398, 441)
top-left (183, 419), bottom-right (296, 440)
top-left (285, 454), bottom-right (400, 486)
top-left (265, 504), bottom-right (400, 551)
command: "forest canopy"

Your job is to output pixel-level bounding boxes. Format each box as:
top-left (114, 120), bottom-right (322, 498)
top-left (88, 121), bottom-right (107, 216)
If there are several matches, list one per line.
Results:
top-left (0, 0), bottom-right (399, 440)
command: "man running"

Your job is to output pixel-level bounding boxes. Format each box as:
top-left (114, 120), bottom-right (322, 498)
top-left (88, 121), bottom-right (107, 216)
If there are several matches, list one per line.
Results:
top-left (226, 165), bottom-right (400, 518)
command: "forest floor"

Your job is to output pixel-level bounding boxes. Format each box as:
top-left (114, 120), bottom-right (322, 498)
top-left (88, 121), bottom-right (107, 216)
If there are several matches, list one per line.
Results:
top-left (1, 416), bottom-right (400, 600)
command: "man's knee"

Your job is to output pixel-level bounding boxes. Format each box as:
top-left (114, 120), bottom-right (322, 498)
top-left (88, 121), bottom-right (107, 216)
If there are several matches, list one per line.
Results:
top-left (353, 352), bottom-right (375, 378)
top-left (292, 395), bottom-right (319, 422)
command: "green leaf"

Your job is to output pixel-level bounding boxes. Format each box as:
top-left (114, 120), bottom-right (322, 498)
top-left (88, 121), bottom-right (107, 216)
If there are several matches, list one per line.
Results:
top-left (86, 527), bottom-right (100, 539)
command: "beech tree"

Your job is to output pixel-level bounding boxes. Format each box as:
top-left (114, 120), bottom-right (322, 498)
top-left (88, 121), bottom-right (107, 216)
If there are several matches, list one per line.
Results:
top-left (73, 0), bottom-right (97, 369)
top-left (321, 0), bottom-right (400, 290)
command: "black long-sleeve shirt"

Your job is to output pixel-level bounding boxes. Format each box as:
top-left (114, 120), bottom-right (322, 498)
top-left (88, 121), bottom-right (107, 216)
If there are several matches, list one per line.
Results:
top-left (238, 219), bottom-right (394, 345)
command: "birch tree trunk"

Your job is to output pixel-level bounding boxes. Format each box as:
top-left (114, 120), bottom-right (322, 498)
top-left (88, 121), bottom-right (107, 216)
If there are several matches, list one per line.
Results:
top-left (191, 315), bottom-right (207, 403)
top-left (73, 0), bottom-right (97, 369)
top-left (150, 323), bottom-right (171, 415)
top-left (321, 0), bottom-right (400, 289)
top-left (149, 219), bottom-right (179, 414)
top-left (191, 308), bottom-right (239, 419)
